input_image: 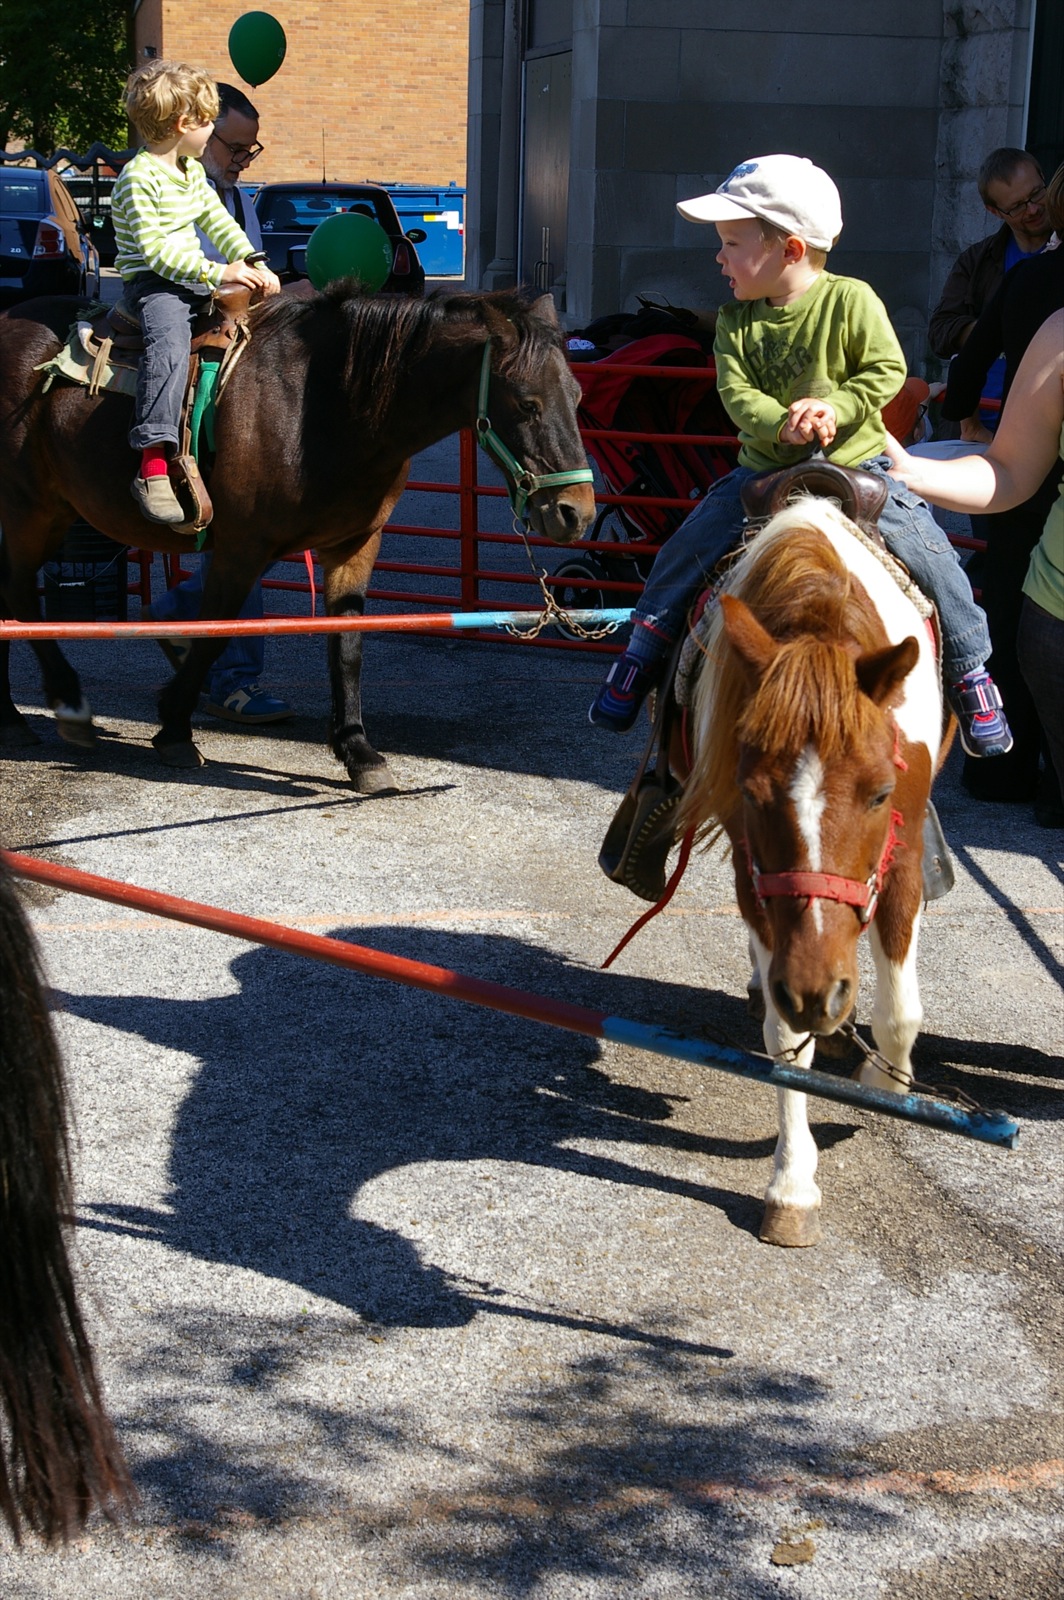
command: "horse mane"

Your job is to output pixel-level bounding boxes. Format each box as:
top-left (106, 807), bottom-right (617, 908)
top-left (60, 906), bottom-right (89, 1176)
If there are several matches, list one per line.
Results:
top-left (677, 498), bottom-right (893, 844)
top-left (250, 283), bottom-right (564, 431)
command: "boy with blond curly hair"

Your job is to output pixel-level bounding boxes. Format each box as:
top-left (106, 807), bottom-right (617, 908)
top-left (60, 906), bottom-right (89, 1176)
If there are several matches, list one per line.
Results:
top-left (112, 60), bottom-right (280, 524)
top-left (590, 155), bottom-right (1012, 761)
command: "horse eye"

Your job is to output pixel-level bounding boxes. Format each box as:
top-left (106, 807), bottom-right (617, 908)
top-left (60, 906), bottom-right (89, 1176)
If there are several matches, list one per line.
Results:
top-left (868, 787), bottom-right (893, 811)
top-left (521, 399), bottom-right (540, 418)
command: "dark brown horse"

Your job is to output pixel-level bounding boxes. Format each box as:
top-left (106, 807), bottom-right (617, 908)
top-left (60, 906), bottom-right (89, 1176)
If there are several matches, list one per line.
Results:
top-left (0, 286), bottom-right (595, 789)
top-left (0, 851), bottom-right (132, 1540)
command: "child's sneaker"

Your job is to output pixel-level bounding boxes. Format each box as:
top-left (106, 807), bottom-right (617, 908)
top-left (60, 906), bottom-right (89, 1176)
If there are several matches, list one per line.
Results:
top-left (947, 669), bottom-right (1014, 759)
top-left (589, 652), bottom-right (658, 732)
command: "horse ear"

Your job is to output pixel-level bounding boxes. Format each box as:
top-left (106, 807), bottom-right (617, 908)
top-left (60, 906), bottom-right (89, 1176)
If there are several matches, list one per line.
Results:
top-left (480, 298), bottom-right (521, 352)
top-left (527, 292), bottom-right (561, 329)
top-left (719, 593), bottom-right (780, 679)
top-left (855, 636), bottom-right (920, 706)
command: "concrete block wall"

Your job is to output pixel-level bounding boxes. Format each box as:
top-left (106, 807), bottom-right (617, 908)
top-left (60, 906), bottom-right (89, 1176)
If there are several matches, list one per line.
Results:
top-left (132, 0), bottom-right (468, 187)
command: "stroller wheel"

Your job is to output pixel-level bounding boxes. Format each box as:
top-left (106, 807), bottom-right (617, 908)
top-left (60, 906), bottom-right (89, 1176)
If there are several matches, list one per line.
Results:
top-left (550, 557), bottom-right (609, 641)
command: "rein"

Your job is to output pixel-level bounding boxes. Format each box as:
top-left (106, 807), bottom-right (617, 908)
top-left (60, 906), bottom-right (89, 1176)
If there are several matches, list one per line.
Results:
top-left (744, 808), bottom-right (904, 929)
top-left (473, 340), bottom-right (594, 521)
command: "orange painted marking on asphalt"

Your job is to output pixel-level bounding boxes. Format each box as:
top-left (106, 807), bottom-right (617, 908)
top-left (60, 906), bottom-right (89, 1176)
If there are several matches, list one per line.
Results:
top-left (387, 1459), bottom-right (1064, 1522)
top-left (171, 1457), bottom-right (1064, 1537)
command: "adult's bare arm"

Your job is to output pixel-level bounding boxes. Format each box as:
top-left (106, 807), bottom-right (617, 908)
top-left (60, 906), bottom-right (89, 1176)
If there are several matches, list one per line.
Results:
top-left (883, 310), bottom-right (1064, 513)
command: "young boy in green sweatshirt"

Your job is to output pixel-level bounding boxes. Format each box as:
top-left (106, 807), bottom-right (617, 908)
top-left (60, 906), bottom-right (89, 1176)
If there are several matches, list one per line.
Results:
top-left (590, 154), bottom-right (1011, 760)
top-left (111, 60), bottom-right (280, 524)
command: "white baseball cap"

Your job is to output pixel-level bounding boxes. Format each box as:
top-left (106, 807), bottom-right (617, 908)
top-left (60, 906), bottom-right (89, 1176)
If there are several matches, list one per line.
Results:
top-left (677, 155), bottom-right (843, 251)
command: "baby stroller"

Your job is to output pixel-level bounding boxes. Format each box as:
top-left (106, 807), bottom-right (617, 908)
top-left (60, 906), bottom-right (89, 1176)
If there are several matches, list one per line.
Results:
top-left (554, 330), bottom-right (739, 629)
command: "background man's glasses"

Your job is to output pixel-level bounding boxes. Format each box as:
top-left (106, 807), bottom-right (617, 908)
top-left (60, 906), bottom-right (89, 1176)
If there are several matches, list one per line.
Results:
top-left (211, 135), bottom-right (264, 164)
top-left (994, 183), bottom-right (1045, 220)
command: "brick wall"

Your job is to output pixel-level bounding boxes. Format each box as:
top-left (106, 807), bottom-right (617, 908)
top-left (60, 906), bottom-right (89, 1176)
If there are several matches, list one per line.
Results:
top-left (132, 0), bottom-right (468, 186)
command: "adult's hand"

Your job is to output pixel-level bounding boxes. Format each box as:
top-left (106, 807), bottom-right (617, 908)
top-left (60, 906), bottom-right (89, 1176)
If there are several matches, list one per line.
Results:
top-left (959, 413), bottom-right (994, 445)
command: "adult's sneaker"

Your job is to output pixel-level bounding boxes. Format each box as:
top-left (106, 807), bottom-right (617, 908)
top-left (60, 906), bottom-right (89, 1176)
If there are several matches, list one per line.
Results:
top-left (203, 684), bottom-right (294, 725)
top-left (947, 669), bottom-right (1013, 759)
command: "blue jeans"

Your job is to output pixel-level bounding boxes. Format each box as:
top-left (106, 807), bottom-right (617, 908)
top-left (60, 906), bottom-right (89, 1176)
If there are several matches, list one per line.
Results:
top-left (125, 272), bottom-right (210, 451)
top-left (151, 555), bottom-right (274, 700)
top-left (632, 456), bottom-right (990, 681)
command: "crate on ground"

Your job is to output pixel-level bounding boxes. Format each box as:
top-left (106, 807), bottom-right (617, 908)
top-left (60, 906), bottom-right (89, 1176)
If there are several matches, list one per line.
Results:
top-left (42, 521), bottom-right (128, 622)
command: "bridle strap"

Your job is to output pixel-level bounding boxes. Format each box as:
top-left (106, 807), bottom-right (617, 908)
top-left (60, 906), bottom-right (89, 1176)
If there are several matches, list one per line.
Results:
top-left (744, 808), bottom-right (904, 930)
top-left (474, 339), bottom-right (594, 521)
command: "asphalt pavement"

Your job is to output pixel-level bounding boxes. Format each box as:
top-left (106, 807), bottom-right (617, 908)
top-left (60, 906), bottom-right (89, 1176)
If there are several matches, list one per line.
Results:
top-left (0, 440), bottom-right (1061, 1598)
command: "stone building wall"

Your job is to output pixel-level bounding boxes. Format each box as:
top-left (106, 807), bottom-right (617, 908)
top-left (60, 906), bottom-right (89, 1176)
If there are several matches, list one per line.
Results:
top-left (467, 0), bottom-right (1037, 364)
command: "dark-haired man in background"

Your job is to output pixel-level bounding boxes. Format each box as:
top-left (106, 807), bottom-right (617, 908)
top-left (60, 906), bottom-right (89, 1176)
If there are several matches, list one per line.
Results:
top-left (929, 146), bottom-right (1050, 365)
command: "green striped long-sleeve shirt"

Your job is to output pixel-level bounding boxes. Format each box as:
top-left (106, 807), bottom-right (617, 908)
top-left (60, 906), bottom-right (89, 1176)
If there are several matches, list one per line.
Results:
top-left (112, 149), bottom-right (254, 291)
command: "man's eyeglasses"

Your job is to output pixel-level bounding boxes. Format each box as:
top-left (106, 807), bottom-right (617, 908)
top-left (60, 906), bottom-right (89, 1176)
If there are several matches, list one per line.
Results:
top-left (211, 134), bottom-right (264, 164)
top-left (993, 183), bottom-right (1045, 220)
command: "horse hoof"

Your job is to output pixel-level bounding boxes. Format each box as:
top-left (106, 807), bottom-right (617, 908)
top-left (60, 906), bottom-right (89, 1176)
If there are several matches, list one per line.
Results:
top-left (54, 705), bottom-right (96, 748)
top-left (760, 1203), bottom-right (822, 1248)
top-left (154, 739), bottom-right (205, 769)
top-left (0, 719), bottom-right (41, 747)
top-left (351, 763), bottom-right (399, 795)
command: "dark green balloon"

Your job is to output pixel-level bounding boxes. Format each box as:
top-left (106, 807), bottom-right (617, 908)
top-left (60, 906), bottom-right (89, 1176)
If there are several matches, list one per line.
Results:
top-left (305, 213), bottom-right (394, 292)
top-left (228, 12), bottom-right (287, 87)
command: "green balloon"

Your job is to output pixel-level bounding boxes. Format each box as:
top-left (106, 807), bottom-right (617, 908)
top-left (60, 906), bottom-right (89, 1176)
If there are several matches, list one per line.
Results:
top-left (305, 212), bottom-right (394, 292)
top-left (228, 11), bottom-right (287, 87)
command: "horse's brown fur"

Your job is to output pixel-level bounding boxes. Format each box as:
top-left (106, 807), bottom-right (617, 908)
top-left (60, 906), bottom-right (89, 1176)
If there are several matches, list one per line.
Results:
top-left (678, 517), bottom-right (904, 844)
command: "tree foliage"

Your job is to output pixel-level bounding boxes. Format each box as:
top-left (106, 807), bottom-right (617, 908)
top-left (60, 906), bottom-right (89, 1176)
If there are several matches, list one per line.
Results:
top-left (0, 0), bottom-right (130, 155)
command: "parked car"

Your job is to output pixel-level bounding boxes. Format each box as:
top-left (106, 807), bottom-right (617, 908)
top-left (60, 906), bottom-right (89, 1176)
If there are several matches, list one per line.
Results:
top-left (60, 169), bottom-right (119, 268)
top-left (0, 168), bottom-right (100, 305)
top-left (254, 182), bottom-right (426, 295)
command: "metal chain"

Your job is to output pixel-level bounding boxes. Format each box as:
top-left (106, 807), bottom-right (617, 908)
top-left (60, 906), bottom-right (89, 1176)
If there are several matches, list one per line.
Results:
top-left (693, 1017), bottom-right (992, 1115)
top-left (503, 516), bottom-right (625, 641)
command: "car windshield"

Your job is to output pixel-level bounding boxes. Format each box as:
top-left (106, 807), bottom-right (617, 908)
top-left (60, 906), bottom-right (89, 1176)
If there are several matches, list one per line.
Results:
top-left (258, 190), bottom-right (388, 232)
top-left (0, 176), bottom-right (45, 213)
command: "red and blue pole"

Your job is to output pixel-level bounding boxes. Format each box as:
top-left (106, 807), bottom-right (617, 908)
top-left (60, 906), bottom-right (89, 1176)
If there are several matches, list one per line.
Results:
top-left (2, 852), bottom-right (1019, 1150)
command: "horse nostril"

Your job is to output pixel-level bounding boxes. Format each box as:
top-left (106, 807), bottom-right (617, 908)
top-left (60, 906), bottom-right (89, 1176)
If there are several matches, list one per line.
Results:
top-left (826, 978), bottom-right (852, 1021)
top-left (772, 979), bottom-right (799, 1019)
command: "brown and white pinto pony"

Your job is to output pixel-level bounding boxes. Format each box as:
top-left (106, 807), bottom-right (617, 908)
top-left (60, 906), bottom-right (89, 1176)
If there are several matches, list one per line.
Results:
top-left (677, 497), bottom-right (944, 1247)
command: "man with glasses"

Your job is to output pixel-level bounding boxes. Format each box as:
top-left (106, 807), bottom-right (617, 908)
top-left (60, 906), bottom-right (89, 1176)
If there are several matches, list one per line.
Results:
top-left (929, 147), bottom-right (1050, 361)
top-left (145, 82), bottom-right (293, 726)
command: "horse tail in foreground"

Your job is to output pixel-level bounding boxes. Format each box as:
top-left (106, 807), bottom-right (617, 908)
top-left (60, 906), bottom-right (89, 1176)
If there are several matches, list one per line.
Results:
top-left (0, 857), bottom-right (133, 1541)
top-left (678, 495), bottom-right (942, 1247)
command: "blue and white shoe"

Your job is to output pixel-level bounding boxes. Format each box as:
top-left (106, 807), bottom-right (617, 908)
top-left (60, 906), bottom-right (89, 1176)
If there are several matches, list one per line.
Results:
top-left (947, 669), bottom-right (1013, 759)
top-left (589, 652), bottom-right (659, 732)
top-left (203, 684), bottom-right (294, 725)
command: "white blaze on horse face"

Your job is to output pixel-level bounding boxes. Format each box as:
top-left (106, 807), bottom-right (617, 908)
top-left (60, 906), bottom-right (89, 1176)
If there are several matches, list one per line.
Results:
top-left (789, 745), bottom-right (826, 932)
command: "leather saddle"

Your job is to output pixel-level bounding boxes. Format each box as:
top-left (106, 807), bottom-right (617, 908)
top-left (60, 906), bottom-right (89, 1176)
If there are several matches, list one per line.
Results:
top-left (92, 280), bottom-right (258, 358)
top-left (740, 458), bottom-right (889, 541)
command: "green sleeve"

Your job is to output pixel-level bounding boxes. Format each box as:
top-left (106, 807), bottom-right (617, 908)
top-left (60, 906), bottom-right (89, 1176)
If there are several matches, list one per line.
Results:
top-left (820, 284), bottom-right (907, 431)
top-left (713, 315), bottom-right (789, 444)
